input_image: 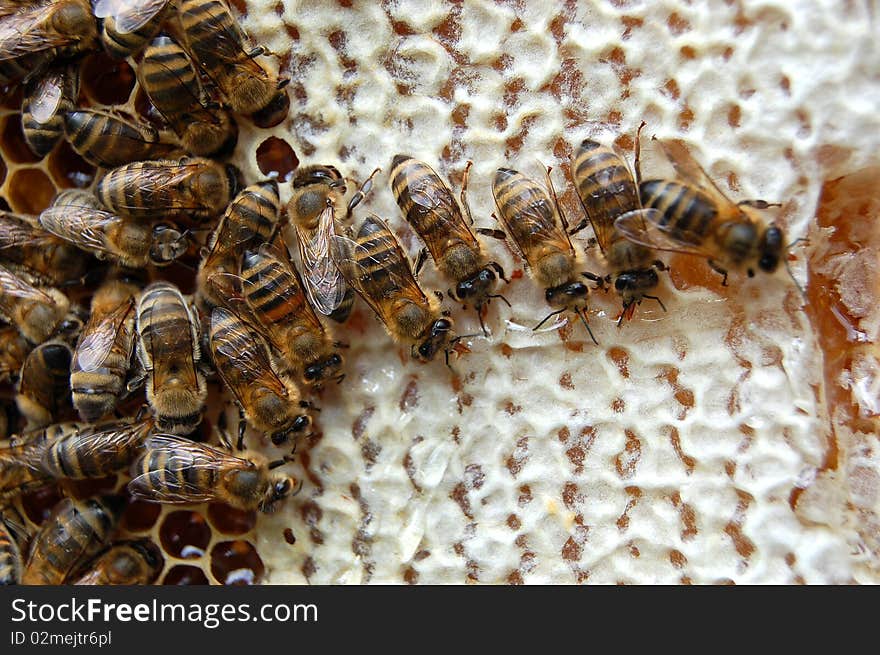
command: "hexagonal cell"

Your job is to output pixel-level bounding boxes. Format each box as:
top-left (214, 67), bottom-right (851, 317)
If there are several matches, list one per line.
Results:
top-left (256, 136), bottom-right (298, 181)
top-left (207, 503), bottom-right (257, 535)
top-left (121, 499), bottom-right (162, 533)
top-left (20, 485), bottom-right (63, 525)
top-left (210, 540), bottom-right (264, 585)
top-left (0, 197), bottom-right (9, 211)
top-left (0, 156), bottom-right (6, 186)
top-left (163, 565), bottom-right (210, 585)
top-left (47, 140), bottom-right (96, 189)
top-left (80, 52), bottom-right (136, 106)
top-left (160, 510), bottom-right (212, 559)
top-left (1, 114), bottom-right (42, 164)
top-left (65, 476), bottom-right (118, 500)
top-left (8, 168), bottom-right (57, 214)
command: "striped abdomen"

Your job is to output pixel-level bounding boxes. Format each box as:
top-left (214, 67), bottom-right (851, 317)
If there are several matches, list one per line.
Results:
top-left (241, 249), bottom-right (309, 328)
top-left (16, 341), bottom-right (73, 430)
top-left (64, 109), bottom-right (178, 168)
top-left (22, 496), bottom-right (123, 585)
top-left (100, 10), bottom-right (167, 59)
top-left (0, 518), bottom-right (22, 585)
top-left (21, 67), bottom-right (78, 158)
top-left (41, 420), bottom-right (151, 480)
top-left (136, 282), bottom-right (198, 377)
top-left (140, 36), bottom-right (204, 115)
top-left (134, 447), bottom-right (218, 499)
top-left (639, 179), bottom-right (719, 245)
top-left (354, 218), bottom-right (414, 299)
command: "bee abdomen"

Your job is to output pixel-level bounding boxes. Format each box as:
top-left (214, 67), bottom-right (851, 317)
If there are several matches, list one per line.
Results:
top-left (0, 520), bottom-right (22, 585)
top-left (572, 141), bottom-right (640, 212)
top-left (640, 179), bottom-right (718, 240)
top-left (100, 12), bottom-right (165, 59)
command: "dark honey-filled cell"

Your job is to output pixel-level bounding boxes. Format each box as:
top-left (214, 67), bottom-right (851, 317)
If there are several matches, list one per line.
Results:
top-left (163, 564), bottom-right (210, 585)
top-left (121, 499), bottom-right (162, 533)
top-left (20, 485), bottom-right (63, 525)
top-left (64, 476), bottom-right (119, 500)
top-left (80, 52), bottom-right (136, 106)
top-left (0, 86), bottom-right (23, 110)
top-left (132, 86), bottom-right (168, 128)
top-left (8, 168), bottom-right (56, 214)
top-left (208, 503), bottom-right (257, 535)
top-left (1, 114), bottom-right (42, 164)
top-left (47, 141), bottom-right (96, 189)
top-left (210, 540), bottom-right (264, 585)
top-left (0, 197), bottom-right (9, 211)
top-left (0, 156), bottom-right (6, 186)
top-left (256, 136), bottom-right (298, 181)
top-left (160, 510), bottom-right (213, 559)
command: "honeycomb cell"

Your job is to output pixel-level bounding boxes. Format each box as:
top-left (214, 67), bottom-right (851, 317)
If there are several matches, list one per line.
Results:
top-left (256, 136), bottom-right (298, 180)
top-left (20, 485), bottom-right (63, 525)
top-left (132, 87), bottom-right (167, 128)
top-left (1, 114), bottom-right (42, 164)
top-left (160, 510), bottom-right (212, 559)
top-left (0, 86), bottom-right (22, 110)
top-left (47, 141), bottom-right (95, 189)
top-left (8, 168), bottom-right (56, 214)
top-left (208, 503), bottom-right (257, 535)
top-left (0, 157), bottom-right (5, 186)
top-left (65, 476), bottom-right (119, 500)
top-left (121, 500), bottom-right (162, 533)
top-left (210, 540), bottom-right (264, 585)
top-left (163, 565), bottom-right (210, 585)
top-left (0, 197), bottom-right (9, 211)
top-left (80, 52), bottom-right (136, 106)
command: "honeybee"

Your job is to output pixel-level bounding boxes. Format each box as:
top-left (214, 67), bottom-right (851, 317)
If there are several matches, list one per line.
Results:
top-left (176, 0), bottom-right (289, 115)
top-left (21, 496), bottom-right (124, 585)
top-left (40, 417), bottom-right (153, 480)
top-left (16, 340), bottom-right (73, 430)
top-left (390, 155), bottom-right (508, 334)
top-left (288, 165), bottom-right (378, 324)
top-left (633, 138), bottom-right (787, 284)
top-left (491, 167), bottom-right (597, 343)
top-left (96, 157), bottom-right (240, 221)
top-left (21, 64), bottom-right (78, 158)
top-left (135, 281), bottom-right (206, 435)
top-left (197, 180), bottom-right (280, 311)
top-left (0, 422), bottom-right (82, 500)
top-left (0, 326), bottom-right (30, 384)
top-left (39, 189), bottom-right (188, 268)
top-left (0, 510), bottom-right (24, 585)
top-left (71, 540), bottom-right (162, 585)
top-left (93, 0), bottom-right (171, 59)
top-left (64, 108), bottom-right (180, 168)
top-left (331, 214), bottom-right (455, 363)
top-left (70, 277), bottom-right (140, 422)
top-left (240, 244), bottom-right (343, 387)
top-left (569, 137), bottom-right (667, 323)
top-left (210, 306), bottom-right (311, 446)
top-left (129, 433), bottom-right (297, 513)
top-left (0, 210), bottom-right (88, 287)
top-left (0, 0), bottom-right (98, 88)
top-left (0, 263), bottom-right (70, 344)
top-left (139, 35), bottom-right (238, 156)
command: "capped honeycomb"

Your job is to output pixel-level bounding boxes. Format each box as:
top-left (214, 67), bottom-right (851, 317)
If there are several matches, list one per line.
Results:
top-left (2, 0), bottom-right (879, 585)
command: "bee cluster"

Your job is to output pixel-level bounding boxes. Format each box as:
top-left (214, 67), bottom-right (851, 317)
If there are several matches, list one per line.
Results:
top-left (0, 1), bottom-right (807, 586)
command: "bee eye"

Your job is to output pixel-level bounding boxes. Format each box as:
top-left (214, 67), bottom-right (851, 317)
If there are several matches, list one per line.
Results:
top-left (275, 479), bottom-right (292, 497)
top-left (293, 415), bottom-right (310, 432)
top-left (304, 365), bottom-right (320, 381)
top-left (330, 354), bottom-right (342, 366)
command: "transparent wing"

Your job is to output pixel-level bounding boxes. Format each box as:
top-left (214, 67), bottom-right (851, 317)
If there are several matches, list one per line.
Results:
top-left (38, 205), bottom-right (116, 256)
top-left (0, 6), bottom-right (81, 60)
top-left (493, 183), bottom-right (570, 271)
top-left (614, 208), bottom-right (718, 259)
top-left (0, 264), bottom-right (53, 303)
top-left (101, 162), bottom-right (213, 214)
top-left (179, 0), bottom-right (253, 83)
top-left (28, 69), bottom-right (64, 124)
top-left (75, 299), bottom-right (133, 372)
top-left (655, 138), bottom-right (736, 211)
top-left (405, 168), bottom-right (479, 257)
top-left (94, 0), bottom-right (168, 34)
top-left (0, 214), bottom-right (58, 250)
top-left (295, 205), bottom-right (348, 316)
top-left (209, 306), bottom-right (285, 395)
top-left (46, 419), bottom-right (149, 476)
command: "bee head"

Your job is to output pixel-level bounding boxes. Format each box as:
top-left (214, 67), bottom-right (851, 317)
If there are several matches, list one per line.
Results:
top-left (149, 224), bottom-right (188, 265)
top-left (269, 414), bottom-right (311, 446)
top-left (416, 318), bottom-right (453, 363)
top-left (545, 281), bottom-right (589, 310)
top-left (292, 165), bottom-right (344, 190)
top-left (260, 475), bottom-right (295, 513)
top-left (614, 269), bottom-right (659, 305)
top-left (303, 353), bottom-right (343, 384)
top-left (455, 267), bottom-right (496, 304)
top-left (250, 88), bottom-right (290, 129)
top-left (757, 224), bottom-right (784, 273)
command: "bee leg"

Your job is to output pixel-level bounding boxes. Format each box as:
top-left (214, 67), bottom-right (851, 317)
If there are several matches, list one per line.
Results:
top-left (276, 77), bottom-right (290, 90)
top-left (460, 160), bottom-right (474, 225)
top-left (476, 227), bottom-right (507, 241)
top-left (345, 168), bottom-right (380, 218)
top-left (568, 218), bottom-right (590, 236)
top-left (634, 120), bottom-right (647, 186)
top-left (543, 164), bottom-right (570, 232)
top-left (652, 259), bottom-right (668, 272)
top-left (533, 307), bottom-right (566, 330)
top-left (246, 45), bottom-right (267, 58)
top-left (236, 408), bottom-right (247, 451)
top-left (738, 199), bottom-right (782, 209)
top-left (581, 271), bottom-right (606, 290)
top-left (334, 373), bottom-right (346, 384)
top-left (475, 305), bottom-right (489, 337)
top-left (642, 294), bottom-right (667, 312)
top-left (414, 247), bottom-right (429, 278)
top-left (299, 400), bottom-right (320, 412)
top-left (217, 411), bottom-right (233, 450)
top-left (576, 309), bottom-right (599, 345)
top-left (708, 260), bottom-right (729, 286)
top-left (487, 293), bottom-right (512, 308)
top-left (488, 261), bottom-right (509, 283)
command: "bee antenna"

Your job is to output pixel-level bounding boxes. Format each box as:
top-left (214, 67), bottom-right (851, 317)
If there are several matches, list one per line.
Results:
top-left (533, 307), bottom-right (566, 331)
top-left (487, 293), bottom-right (512, 308)
top-left (783, 256), bottom-right (808, 304)
top-left (577, 309), bottom-right (599, 345)
top-left (642, 294), bottom-right (667, 313)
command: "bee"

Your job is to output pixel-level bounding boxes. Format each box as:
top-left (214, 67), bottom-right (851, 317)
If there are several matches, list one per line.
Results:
top-left (634, 138), bottom-right (787, 285)
top-left (70, 278), bottom-right (140, 422)
top-left (176, 0), bottom-right (289, 115)
top-left (0, 0), bottom-right (98, 88)
top-left (16, 340), bottom-right (73, 430)
top-left (196, 180), bottom-right (280, 311)
top-left (71, 539), bottom-right (162, 585)
top-left (39, 190), bottom-right (189, 268)
top-left (390, 155), bottom-right (508, 334)
top-left (0, 326), bottom-right (31, 384)
top-left (240, 244), bottom-right (343, 387)
top-left (0, 510), bottom-right (24, 585)
top-left (210, 306), bottom-right (311, 446)
top-left (0, 263), bottom-right (70, 344)
top-left (21, 64), bottom-right (79, 158)
top-left (139, 35), bottom-right (238, 156)
top-left (21, 496), bottom-right (124, 585)
top-left (93, 0), bottom-right (171, 59)
top-left (288, 165), bottom-right (378, 324)
top-left (96, 157), bottom-right (240, 221)
top-left (331, 214), bottom-right (455, 363)
top-left (129, 433), bottom-right (297, 513)
top-left (63, 108), bottom-right (180, 168)
top-left (491, 167), bottom-right (597, 343)
top-left (0, 210), bottom-right (88, 287)
top-left (569, 137), bottom-right (667, 323)
top-left (135, 281), bottom-right (206, 435)
top-left (0, 422), bottom-right (82, 500)
top-left (40, 417), bottom-right (153, 480)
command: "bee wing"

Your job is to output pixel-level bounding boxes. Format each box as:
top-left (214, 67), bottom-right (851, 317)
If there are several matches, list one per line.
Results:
top-left (407, 173), bottom-right (480, 257)
top-left (0, 264), bottom-right (54, 303)
top-left (94, 0), bottom-right (168, 34)
top-left (0, 6), bottom-right (83, 60)
top-left (0, 214), bottom-right (57, 250)
top-left (178, 0), bottom-right (253, 77)
top-left (493, 187), bottom-right (571, 271)
top-left (45, 420), bottom-right (148, 475)
top-left (105, 162), bottom-right (211, 214)
top-left (655, 138), bottom-right (739, 211)
top-left (38, 205), bottom-right (117, 257)
top-left (74, 298), bottom-right (134, 372)
top-left (28, 69), bottom-right (64, 124)
top-left (210, 306), bottom-right (286, 397)
top-left (294, 205), bottom-right (349, 316)
top-left (614, 208), bottom-right (718, 259)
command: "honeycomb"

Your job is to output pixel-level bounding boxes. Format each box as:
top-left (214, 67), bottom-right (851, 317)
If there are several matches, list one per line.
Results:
top-left (1, 0), bottom-right (879, 585)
